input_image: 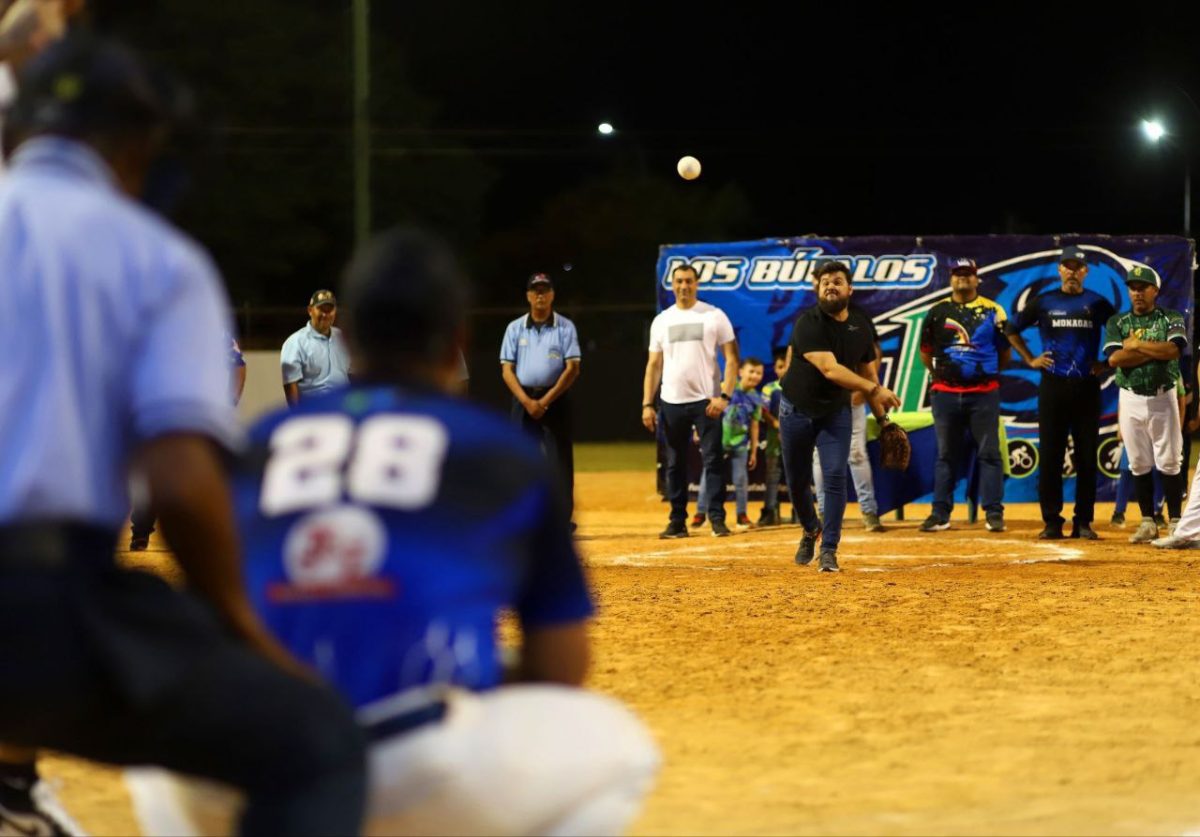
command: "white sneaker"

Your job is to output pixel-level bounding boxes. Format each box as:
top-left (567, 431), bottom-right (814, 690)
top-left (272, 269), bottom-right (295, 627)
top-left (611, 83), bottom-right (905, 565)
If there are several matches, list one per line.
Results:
top-left (0, 778), bottom-right (86, 836)
top-left (1151, 534), bottom-right (1200, 549)
top-left (1129, 519), bottom-right (1159, 544)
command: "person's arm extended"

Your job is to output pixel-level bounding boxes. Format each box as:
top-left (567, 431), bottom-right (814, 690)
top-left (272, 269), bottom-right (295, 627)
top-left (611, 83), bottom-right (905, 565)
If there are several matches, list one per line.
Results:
top-left (748, 416), bottom-right (759, 469)
top-left (283, 382), bottom-right (300, 406)
top-left (642, 351), bottom-right (664, 432)
top-left (136, 433), bottom-right (307, 677)
top-left (1122, 336), bottom-right (1182, 361)
top-left (808, 350), bottom-right (901, 412)
top-left (538, 358), bottom-right (581, 408)
top-left (517, 621), bottom-right (590, 685)
top-left (719, 340), bottom-right (739, 398)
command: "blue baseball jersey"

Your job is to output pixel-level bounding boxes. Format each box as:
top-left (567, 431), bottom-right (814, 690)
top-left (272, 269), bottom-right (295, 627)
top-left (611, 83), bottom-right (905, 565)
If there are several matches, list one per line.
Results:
top-left (234, 384), bottom-right (594, 709)
top-left (1005, 289), bottom-right (1115, 379)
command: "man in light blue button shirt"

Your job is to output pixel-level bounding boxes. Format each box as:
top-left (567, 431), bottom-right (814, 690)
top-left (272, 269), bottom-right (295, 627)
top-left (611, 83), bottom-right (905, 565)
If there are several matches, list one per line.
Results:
top-left (0, 36), bottom-right (365, 835)
top-left (501, 273), bottom-right (581, 521)
top-left (280, 287), bottom-right (352, 406)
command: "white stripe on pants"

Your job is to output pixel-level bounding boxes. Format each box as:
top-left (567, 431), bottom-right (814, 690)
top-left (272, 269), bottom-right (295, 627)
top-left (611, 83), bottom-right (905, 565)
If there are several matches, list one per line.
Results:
top-left (1117, 388), bottom-right (1181, 476)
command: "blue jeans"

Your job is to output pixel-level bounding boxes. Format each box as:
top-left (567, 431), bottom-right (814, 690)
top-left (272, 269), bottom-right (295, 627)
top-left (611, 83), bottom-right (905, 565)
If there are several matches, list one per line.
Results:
top-left (814, 403), bottom-right (877, 517)
top-left (779, 396), bottom-right (852, 552)
top-left (730, 450), bottom-right (749, 517)
top-left (763, 452), bottom-right (782, 511)
top-left (662, 400), bottom-right (726, 525)
top-left (931, 389), bottom-right (1004, 519)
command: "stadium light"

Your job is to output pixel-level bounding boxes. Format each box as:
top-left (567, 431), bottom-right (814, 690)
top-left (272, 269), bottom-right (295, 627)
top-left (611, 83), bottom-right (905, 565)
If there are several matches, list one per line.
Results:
top-left (597, 122), bottom-right (615, 136)
top-left (1142, 119), bottom-right (1166, 142)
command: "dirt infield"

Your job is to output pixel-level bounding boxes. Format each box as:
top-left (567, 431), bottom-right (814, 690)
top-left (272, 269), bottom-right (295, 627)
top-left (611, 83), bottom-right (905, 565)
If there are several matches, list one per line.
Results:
top-left (38, 472), bottom-right (1200, 835)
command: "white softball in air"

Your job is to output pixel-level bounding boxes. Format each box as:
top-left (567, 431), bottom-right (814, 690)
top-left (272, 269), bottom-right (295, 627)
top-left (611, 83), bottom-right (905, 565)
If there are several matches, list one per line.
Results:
top-left (677, 155), bottom-right (701, 181)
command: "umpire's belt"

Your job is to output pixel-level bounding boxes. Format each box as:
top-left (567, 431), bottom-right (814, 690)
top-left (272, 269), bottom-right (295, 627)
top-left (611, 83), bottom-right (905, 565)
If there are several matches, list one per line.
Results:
top-left (363, 699), bottom-right (448, 742)
top-left (0, 521), bottom-right (116, 568)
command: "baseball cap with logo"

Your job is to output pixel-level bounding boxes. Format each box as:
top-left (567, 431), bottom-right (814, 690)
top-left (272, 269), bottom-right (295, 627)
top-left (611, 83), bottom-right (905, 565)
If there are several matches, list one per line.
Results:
top-left (1059, 246), bottom-right (1088, 265)
top-left (1124, 265), bottom-right (1161, 288)
top-left (949, 257), bottom-right (977, 274)
top-left (309, 289), bottom-right (337, 308)
top-left (527, 273), bottom-right (554, 290)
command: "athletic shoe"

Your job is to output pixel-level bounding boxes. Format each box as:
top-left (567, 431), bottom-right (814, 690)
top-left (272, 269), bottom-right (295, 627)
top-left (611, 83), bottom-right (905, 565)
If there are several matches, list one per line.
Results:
top-left (128, 535), bottom-right (149, 551)
top-left (1130, 519), bottom-right (1159, 544)
top-left (1152, 533), bottom-right (1200, 549)
top-left (1037, 524), bottom-right (1063, 540)
top-left (862, 513), bottom-right (885, 533)
top-left (795, 528), bottom-right (821, 566)
top-left (1071, 524), bottom-right (1100, 540)
top-left (919, 515), bottom-right (950, 532)
top-left (985, 512), bottom-right (1006, 532)
top-left (736, 514), bottom-right (754, 530)
top-left (1110, 512), bottom-right (1126, 527)
top-left (0, 777), bottom-right (84, 837)
top-left (1153, 513), bottom-right (1168, 529)
top-left (690, 513), bottom-right (707, 528)
top-left (711, 521), bottom-right (733, 537)
top-left (817, 550), bottom-right (840, 573)
top-left (756, 508), bottom-right (777, 527)
top-left (659, 521), bottom-right (689, 539)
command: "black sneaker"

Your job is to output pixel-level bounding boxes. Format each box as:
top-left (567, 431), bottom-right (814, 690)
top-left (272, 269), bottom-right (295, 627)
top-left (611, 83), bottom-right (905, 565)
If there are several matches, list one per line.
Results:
top-left (985, 512), bottom-right (1006, 533)
top-left (920, 515), bottom-right (950, 532)
top-left (818, 550), bottom-right (840, 573)
top-left (1037, 524), bottom-right (1064, 540)
top-left (659, 521), bottom-right (689, 539)
top-left (128, 535), bottom-right (149, 551)
top-left (1110, 512), bottom-right (1126, 527)
top-left (1154, 513), bottom-right (1168, 529)
top-left (795, 528), bottom-right (821, 565)
top-left (1071, 524), bottom-right (1099, 540)
top-left (711, 521), bottom-right (733, 537)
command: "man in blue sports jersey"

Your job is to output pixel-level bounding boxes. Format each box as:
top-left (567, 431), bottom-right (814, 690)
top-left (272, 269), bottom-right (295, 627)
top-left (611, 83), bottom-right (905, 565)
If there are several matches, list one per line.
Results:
top-left (130, 228), bottom-right (659, 836)
top-left (1006, 246), bottom-right (1116, 540)
top-left (0, 36), bottom-right (367, 836)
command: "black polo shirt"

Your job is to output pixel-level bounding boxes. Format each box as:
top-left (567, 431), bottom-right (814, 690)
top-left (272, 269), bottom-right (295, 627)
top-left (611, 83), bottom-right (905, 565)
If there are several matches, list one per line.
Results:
top-left (781, 303), bottom-right (877, 417)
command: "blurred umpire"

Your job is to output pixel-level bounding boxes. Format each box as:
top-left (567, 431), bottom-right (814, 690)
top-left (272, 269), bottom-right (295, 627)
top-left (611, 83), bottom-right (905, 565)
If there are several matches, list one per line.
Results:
top-left (1005, 246), bottom-right (1115, 540)
top-left (0, 35), bottom-right (366, 835)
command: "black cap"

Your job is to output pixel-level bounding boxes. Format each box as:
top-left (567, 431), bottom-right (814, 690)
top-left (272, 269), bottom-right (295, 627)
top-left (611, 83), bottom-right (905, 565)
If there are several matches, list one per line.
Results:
top-left (527, 272), bottom-right (553, 290)
top-left (1059, 246), bottom-right (1088, 265)
top-left (341, 227), bottom-right (470, 361)
top-left (949, 257), bottom-right (977, 274)
top-left (8, 34), bottom-right (182, 142)
top-left (309, 289), bottom-right (337, 308)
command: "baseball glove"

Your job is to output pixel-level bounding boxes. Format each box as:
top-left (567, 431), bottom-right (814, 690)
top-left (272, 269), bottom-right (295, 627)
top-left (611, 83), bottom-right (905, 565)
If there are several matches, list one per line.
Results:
top-left (879, 419), bottom-right (910, 471)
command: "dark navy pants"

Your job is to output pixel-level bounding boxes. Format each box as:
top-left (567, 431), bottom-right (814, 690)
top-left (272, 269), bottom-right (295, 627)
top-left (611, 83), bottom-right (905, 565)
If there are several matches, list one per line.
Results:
top-left (661, 399), bottom-right (726, 525)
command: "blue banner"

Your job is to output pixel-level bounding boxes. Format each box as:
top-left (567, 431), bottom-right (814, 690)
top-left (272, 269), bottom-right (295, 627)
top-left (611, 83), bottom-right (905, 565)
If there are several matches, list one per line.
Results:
top-left (655, 235), bottom-right (1195, 508)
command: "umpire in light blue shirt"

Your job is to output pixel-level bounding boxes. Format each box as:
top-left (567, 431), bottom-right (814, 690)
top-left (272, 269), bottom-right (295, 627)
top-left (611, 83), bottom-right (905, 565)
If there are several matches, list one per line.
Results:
top-left (280, 288), bottom-right (352, 406)
top-left (501, 272), bottom-right (581, 520)
top-left (0, 35), bottom-right (365, 835)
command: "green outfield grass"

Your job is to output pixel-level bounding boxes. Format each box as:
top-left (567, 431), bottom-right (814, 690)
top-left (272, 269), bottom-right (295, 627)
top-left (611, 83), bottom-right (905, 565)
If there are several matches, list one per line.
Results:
top-left (576, 442), bottom-right (656, 472)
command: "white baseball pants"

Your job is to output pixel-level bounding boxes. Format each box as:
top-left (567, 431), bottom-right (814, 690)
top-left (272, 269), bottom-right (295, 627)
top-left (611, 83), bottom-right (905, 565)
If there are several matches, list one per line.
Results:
top-left (1117, 388), bottom-right (1181, 476)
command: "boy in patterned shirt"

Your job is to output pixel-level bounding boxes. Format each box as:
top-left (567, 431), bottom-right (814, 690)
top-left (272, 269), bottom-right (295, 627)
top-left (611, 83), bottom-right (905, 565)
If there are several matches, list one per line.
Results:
top-left (725, 358), bottom-right (766, 528)
top-left (1103, 265), bottom-right (1188, 544)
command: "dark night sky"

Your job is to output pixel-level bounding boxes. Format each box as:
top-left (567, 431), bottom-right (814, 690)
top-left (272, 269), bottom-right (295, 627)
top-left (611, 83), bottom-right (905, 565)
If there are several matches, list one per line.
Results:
top-left (87, 2), bottom-right (1200, 314)
top-left (388, 2), bottom-right (1200, 236)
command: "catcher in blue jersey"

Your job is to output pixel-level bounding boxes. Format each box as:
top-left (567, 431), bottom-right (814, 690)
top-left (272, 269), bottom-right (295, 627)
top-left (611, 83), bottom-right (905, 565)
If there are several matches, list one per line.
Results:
top-left (128, 229), bottom-right (659, 836)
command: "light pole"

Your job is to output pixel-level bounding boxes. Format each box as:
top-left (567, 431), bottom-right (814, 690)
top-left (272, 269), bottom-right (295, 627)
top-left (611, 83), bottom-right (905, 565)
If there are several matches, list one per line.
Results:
top-left (1142, 117), bottom-right (1191, 237)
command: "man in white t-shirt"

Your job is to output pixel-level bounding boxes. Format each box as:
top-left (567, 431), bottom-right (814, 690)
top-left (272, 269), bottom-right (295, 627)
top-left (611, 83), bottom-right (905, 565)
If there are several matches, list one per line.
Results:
top-left (642, 263), bottom-right (739, 538)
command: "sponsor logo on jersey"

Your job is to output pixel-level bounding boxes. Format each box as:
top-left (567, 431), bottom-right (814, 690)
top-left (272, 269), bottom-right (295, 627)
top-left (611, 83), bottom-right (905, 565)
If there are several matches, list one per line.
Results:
top-left (270, 504), bottom-right (395, 602)
top-left (660, 247), bottom-right (936, 291)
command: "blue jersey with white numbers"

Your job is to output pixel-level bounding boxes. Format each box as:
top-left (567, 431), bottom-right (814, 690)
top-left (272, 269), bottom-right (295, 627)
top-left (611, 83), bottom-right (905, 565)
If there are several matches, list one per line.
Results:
top-left (1005, 289), bottom-right (1115, 379)
top-left (234, 384), bottom-right (593, 709)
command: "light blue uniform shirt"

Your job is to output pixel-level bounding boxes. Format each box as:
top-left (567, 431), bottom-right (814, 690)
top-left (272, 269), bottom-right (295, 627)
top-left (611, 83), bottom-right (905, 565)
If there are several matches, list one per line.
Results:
top-left (280, 323), bottom-right (351, 396)
top-left (499, 312), bottom-right (581, 388)
top-left (0, 138), bottom-right (241, 529)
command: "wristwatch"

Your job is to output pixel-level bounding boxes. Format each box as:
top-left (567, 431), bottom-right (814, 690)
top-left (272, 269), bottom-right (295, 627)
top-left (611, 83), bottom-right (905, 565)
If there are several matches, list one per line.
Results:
top-left (715, 392), bottom-right (730, 401)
